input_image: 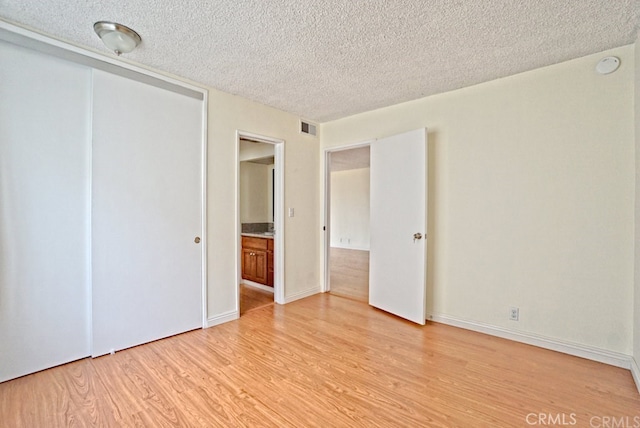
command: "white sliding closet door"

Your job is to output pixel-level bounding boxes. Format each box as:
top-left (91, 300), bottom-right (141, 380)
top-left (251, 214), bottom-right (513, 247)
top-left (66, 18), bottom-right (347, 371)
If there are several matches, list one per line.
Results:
top-left (0, 42), bottom-right (91, 382)
top-left (91, 70), bottom-right (203, 357)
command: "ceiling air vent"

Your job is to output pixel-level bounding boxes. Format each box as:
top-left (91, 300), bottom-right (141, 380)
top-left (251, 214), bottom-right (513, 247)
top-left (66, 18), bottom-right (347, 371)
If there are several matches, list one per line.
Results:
top-left (300, 119), bottom-right (317, 136)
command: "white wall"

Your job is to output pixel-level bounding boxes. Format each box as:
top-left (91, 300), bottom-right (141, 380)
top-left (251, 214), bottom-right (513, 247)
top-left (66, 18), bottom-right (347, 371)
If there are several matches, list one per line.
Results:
top-left (207, 89), bottom-right (320, 319)
top-left (240, 161), bottom-right (272, 223)
top-left (330, 168), bottom-right (370, 250)
top-left (321, 45), bottom-right (635, 355)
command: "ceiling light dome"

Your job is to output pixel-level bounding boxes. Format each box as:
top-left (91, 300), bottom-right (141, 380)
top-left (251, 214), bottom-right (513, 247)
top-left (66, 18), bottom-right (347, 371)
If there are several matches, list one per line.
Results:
top-left (93, 21), bottom-right (141, 56)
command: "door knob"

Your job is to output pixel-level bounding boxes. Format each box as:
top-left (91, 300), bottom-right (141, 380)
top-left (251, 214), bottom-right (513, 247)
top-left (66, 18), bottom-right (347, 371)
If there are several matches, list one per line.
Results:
top-left (194, 237), bottom-right (201, 244)
top-left (413, 232), bottom-right (422, 242)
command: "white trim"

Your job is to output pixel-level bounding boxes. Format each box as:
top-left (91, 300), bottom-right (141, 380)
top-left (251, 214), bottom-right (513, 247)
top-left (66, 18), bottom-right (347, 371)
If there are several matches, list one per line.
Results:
top-left (87, 72), bottom-right (94, 356)
top-left (321, 140), bottom-right (375, 293)
top-left (235, 132), bottom-right (241, 315)
top-left (242, 280), bottom-right (275, 293)
top-left (330, 244), bottom-right (370, 251)
top-left (206, 310), bottom-right (239, 328)
top-left (200, 91), bottom-right (208, 329)
top-left (631, 358), bottom-right (640, 394)
top-left (273, 142), bottom-right (285, 304)
top-left (323, 149), bottom-right (331, 293)
top-left (429, 313), bottom-right (632, 369)
top-left (236, 131), bottom-right (286, 308)
top-left (284, 286), bottom-right (321, 304)
top-left (326, 140), bottom-right (375, 153)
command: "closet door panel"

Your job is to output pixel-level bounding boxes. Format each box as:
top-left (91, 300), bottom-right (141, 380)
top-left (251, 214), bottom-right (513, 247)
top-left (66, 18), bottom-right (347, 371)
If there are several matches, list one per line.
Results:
top-left (91, 70), bottom-right (203, 357)
top-left (0, 41), bottom-right (91, 382)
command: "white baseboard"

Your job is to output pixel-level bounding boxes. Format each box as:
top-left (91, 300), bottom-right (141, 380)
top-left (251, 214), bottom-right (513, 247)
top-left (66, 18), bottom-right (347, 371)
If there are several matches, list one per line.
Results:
top-left (428, 313), bottom-right (632, 369)
top-left (242, 280), bottom-right (275, 293)
top-left (330, 244), bottom-right (370, 251)
top-left (284, 286), bottom-right (321, 304)
top-left (631, 358), bottom-right (640, 394)
top-left (206, 310), bottom-right (239, 328)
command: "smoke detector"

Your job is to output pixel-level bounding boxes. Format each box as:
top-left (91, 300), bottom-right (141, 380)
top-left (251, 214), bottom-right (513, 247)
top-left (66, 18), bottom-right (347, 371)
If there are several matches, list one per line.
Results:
top-left (595, 57), bottom-right (620, 75)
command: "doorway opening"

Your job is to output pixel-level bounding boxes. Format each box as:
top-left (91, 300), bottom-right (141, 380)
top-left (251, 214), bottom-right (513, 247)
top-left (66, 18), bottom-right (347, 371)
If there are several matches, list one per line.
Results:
top-left (237, 132), bottom-right (285, 316)
top-left (324, 144), bottom-right (371, 303)
top-left (323, 129), bottom-right (428, 324)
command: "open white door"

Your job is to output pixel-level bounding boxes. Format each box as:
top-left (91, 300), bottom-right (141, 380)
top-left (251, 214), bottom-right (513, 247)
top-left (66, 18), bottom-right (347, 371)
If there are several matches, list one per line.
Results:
top-left (369, 129), bottom-right (427, 325)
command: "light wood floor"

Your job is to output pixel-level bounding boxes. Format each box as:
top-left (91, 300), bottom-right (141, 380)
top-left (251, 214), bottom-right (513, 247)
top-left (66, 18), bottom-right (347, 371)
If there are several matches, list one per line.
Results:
top-left (240, 283), bottom-right (273, 315)
top-left (329, 247), bottom-right (369, 302)
top-left (1, 294), bottom-right (639, 427)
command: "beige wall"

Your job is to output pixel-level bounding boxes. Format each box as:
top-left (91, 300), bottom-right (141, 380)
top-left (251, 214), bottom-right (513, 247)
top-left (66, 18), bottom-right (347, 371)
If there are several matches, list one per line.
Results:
top-left (239, 140), bottom-right (275, 162)
top-left (330, 168), bottom-right (370, 250)
top-left (321, 45), bottom-right (635, 354)
top-left (207, 88), bottom-right (319, 319)
top-left (240, 162), bottom-right (272, 223)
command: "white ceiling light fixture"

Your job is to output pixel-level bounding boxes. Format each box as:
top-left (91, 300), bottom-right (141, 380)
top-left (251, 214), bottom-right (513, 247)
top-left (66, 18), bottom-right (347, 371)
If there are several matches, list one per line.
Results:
top-left (93, 21), bottom-right (141, 56)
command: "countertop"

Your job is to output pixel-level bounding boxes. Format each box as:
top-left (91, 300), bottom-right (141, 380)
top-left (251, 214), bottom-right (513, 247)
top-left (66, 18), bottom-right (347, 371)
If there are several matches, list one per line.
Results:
top-left (241, 232), bottom-right (274, 239)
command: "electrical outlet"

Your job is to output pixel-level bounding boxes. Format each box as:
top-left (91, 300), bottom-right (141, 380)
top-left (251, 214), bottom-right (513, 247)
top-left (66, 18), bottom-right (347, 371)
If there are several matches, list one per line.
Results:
top-left (509, 307), bottom-right (519, 321)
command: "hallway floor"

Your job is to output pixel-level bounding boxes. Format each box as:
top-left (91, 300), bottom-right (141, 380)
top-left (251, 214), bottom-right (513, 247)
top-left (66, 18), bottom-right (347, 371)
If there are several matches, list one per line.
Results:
top-left (329, 247), bottom-right (369, 302)
top-left (240, 283), bottom-right (273, 315)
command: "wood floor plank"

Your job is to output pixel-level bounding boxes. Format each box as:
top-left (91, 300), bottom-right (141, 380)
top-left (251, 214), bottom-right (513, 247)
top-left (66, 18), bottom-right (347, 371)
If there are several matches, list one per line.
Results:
top-left (48, 359), bottom-right (121, 427)
top-left (240, 283), bottom-right (274, 315)
top-left (1, 293), bottom-right (639, 427)
top-left (329, 247), bottom-right (369, 302)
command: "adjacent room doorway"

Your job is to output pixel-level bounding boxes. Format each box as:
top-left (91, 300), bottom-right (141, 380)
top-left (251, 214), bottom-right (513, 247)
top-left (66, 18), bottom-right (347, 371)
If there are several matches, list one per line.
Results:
top-left (237, 132), bottom-right (285, 315)
top-left (323, 129), bottom-right (428, 325)
top-left (326, 146), bottom-right (371, 303)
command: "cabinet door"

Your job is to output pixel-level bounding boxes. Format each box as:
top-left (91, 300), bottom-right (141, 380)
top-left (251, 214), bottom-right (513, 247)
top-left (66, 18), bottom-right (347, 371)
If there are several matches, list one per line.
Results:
top-left (253, 250), bottom-right (268, 284)
top-left (242, 248), bottom-right (257, 281)
top-left (241, 237), bottom-right (269, 285)
top-left (267, 249), bottom-right (274, 287)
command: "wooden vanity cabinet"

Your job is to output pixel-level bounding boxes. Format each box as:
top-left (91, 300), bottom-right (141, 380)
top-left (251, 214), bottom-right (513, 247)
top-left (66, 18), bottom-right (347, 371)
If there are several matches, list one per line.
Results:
top-left (242, 236), bottom-right (274, 287)
top-left (267, 238), bottom-right (274, 287)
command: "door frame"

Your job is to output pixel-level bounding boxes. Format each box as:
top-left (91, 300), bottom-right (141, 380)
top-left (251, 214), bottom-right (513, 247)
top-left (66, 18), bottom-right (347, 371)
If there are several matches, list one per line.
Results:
top-left (236, 131), bottom-right (285, 305)
top-left (321, 140), bottom-right (374, 293)
top-left (199, 94), bottom-right (209, 328)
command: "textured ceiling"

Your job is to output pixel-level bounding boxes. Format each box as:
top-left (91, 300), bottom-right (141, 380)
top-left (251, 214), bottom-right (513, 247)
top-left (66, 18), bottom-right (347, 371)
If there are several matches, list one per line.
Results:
top-left (1, 1), bottom-right (638, 122)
